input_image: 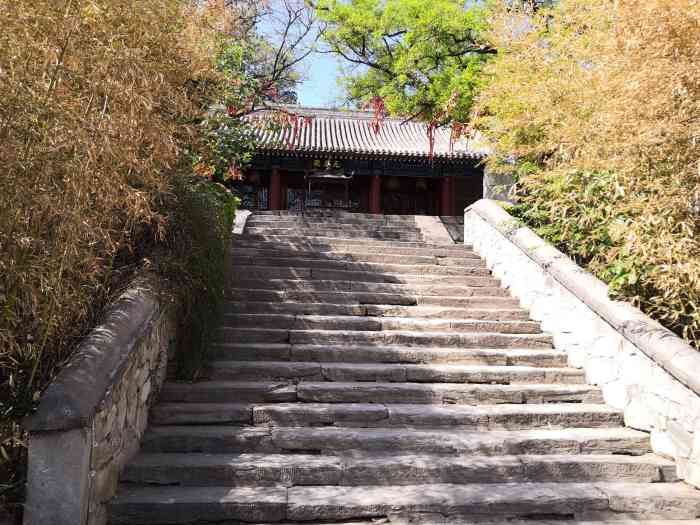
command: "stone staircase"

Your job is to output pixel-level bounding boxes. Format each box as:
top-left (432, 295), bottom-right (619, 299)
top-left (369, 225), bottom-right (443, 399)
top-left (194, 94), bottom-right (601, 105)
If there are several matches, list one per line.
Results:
top-left (108, 210), bottom-right (700, 524)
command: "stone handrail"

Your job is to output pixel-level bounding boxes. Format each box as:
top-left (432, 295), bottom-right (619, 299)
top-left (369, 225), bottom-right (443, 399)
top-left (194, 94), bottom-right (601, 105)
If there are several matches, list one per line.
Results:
top-left (23, 273), bottom-right (177, 525)
top-left (467, 199), bottom-right (700, 395)
top-left (465, 199), bottom-right (700, 486)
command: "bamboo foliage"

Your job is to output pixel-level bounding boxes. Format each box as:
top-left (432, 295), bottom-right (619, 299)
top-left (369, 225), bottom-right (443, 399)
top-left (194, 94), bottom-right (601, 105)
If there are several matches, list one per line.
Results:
top-left (0, 0), bottom-right (227, 503)
top-left (479, 0), bottom-right (700, 347)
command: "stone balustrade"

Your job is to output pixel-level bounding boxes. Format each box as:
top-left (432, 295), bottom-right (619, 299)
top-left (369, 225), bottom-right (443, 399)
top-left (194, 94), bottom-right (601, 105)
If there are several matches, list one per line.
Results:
top-left (465, 199), bottom-right (700, 487)
top-left (23, 274), bottom-right (177, 525)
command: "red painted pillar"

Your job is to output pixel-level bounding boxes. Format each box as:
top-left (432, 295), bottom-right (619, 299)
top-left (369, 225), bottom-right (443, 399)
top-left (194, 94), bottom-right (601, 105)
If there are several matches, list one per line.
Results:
top-left (269, 168), bottom-right (281, 210)
top-left (280, 171), bottom-right (288, 210)
top-left (441, 176), bottom-right (451, 216)
top-left (448, 176), bottom-right (456, 216)
top-left (370, 175), bottom-right (381, 214)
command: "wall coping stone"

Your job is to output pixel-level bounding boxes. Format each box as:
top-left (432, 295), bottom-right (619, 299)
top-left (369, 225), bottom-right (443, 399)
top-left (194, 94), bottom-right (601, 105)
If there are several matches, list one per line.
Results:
top-left (233, 209), bottom-right (252, 234)
top-left (26, 274), bottom-right (163, 432)
top-left (468, 199), bottom-right (700, 396)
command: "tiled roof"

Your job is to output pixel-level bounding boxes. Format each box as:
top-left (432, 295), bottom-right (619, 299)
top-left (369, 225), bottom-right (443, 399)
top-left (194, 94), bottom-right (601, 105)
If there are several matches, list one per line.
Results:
top-left (251, 106), bottom-right (488, 160)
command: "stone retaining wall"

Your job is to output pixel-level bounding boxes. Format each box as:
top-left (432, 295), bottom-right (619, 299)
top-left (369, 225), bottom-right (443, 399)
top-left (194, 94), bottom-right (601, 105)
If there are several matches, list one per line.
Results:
top-left (465, 199), bottom-right (700, 487)
top-left (23, 275), bottom-right (177, 525)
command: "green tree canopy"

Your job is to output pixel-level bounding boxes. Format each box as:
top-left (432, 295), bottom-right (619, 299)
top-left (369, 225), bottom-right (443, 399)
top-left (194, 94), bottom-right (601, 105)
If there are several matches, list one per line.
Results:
top-left (315, 0), bottom-right (494, 124)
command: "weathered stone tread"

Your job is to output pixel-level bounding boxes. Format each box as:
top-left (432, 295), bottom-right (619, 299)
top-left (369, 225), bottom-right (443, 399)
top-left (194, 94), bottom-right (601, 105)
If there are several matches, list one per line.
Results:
top-left (141, 426), bottom-right (651, 455)
top-left (207, 361), bottom-right (584, 385)
top-left (209, 343), bottom-right (568, 367)
top-left (108, 485), bottom-right (287, 524)
top-left (221, 314), bottom-right (540, 334)
top-left (223, 328), bottom-right (554, 349)
top-left (121, 452), bottom-right (676, 486)
top-left (224, 301), bottom-right (530, 320)
top-left (108, 483), bottom-right (700, 524)
top-left (285, 482), bottom-right (700, 521)
top-left (249, 403), bottom-right (623, 429)
top-left (160, 380), bottom-right (601, 404)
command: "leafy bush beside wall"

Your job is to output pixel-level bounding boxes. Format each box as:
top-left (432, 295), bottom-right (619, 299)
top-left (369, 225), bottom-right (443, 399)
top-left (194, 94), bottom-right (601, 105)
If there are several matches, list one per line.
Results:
top-left (164, 177), bottom-right (240, 378)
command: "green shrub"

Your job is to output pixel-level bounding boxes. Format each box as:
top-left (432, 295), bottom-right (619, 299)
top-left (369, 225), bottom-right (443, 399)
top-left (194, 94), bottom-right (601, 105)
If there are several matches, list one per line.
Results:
top-left (163, 176), bottom-right (240, 378)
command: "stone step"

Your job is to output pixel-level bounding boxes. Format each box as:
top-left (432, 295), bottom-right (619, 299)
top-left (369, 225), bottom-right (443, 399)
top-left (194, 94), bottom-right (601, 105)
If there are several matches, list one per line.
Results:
top-left (242, 232), bottom-right (426, 243)
top-left (231, 248), bottom-right (482, 265)
top-left (220, 314), bottom-right (541, 334)
top-left (160, 381), bottom-right (602, 405)
top-left (246, 213), bottom-right (419, 222)
top-left (231, 267), bottom-right (494, 283)
top-left (416, 294), bottom-right (519, 307)
top-left (391, 521), bottom-right (700, 525)
top-left (206, 361), bottom-right (583, 384)
top-left (108, 482), bottom-right (700, 524)
top-left (233, 257), bottom-right (487, 272)
top-left (253, 403), bottom-right (622, 429)
top-left (363, 304), bottom-right (528, 319)
top-left (244, 221), bottom-right (422, 230)
top-left (296, 382), bottom-right (600, 404)
top-left (160, 381), bottom-right (298, 403)
top-left (247, 212), bottom-right (418, 222)
top-left (109, 485), bottom-right (288, 524)
top-left (150, 403), bottom-right (622, 429)
top-left (244, 227), bottom-right (424, 241)
top-left (226, 289), bottom-right (520, 308)
top-left (107, 519), bottom-right (700, 525)
top-left (224, 302), bottom-right (530, 321)
top-left (209, 343), bottom-right (569, 367)
top-left (245, 223), bottom-right (424, 234)
top-left (241, 214), bottom-right (417, 222)
top-left (140, 426), bottom-right (651, 455)
top-left (246, 214), bottom-right (418, 224)
top-left (232, 239), bottom-right (474, 256)
top-left (226, 288), bottom-right (414, 305)
top-left (228, 279), bottom-right (509, 296)
top-left (245, 220), bottom-right (419, 230)
top-left (250, 210), bottom-right (416, 219)
top-left (235, 234), bottom-right (454, 249)
top-left (121, 452), bottom-right (676, 487)
top-left (220, 328), bottom-right (554, 349)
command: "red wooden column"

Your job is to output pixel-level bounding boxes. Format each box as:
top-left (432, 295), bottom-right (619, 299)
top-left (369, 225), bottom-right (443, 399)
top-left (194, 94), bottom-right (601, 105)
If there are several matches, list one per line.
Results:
top-left (369, 174), bottom-right (382, 214)
top-left (269, 167), bottom-right (282, 210)
top-left (448, 176), bottom-right (456, 216)
top-left (280, 171), bottom-right (288, 210)
top-left (440, 176), bottom-right (452, 216)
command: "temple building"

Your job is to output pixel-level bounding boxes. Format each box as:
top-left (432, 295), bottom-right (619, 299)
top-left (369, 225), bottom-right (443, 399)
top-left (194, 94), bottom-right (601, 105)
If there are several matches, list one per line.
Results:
top-left (236, 106), bottom-right (489, 216)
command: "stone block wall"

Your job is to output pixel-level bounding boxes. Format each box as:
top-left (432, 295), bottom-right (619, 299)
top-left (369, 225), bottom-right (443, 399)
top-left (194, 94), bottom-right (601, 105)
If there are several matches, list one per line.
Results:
top-left (23, 275), bottom-right (177, 525)
top-left (465, 199), bottom-right (700, 487)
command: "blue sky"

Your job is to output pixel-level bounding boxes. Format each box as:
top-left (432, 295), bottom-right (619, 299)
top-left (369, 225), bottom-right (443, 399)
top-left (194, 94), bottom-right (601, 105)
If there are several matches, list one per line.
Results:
top-left (296, 51), bottom-right (345, 107)
top-left (257, 2), bottom-right (348, 108)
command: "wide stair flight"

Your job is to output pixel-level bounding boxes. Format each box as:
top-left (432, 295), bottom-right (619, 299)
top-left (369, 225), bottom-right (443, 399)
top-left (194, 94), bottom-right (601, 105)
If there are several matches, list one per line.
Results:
top-left (109, 210), bottom-right (700, 525)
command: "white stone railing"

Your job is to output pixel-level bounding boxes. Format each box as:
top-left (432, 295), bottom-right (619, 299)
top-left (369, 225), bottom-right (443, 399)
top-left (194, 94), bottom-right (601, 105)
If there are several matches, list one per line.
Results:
top-left (23, 274), bottom-right (177, 525)
top-left (465, 199), bottom-right (700, 486)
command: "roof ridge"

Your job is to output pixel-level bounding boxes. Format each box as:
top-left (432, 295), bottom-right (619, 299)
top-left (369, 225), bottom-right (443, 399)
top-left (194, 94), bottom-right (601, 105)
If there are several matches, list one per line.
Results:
top-left (248, 104), bottom-right (489, 160)
top-left (266, 104), bottom-right (410, 122)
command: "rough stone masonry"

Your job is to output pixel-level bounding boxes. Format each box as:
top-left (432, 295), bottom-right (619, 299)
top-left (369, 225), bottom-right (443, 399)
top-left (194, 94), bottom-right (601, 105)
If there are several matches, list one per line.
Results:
top-left (23, 275), bottom-right (176, 525)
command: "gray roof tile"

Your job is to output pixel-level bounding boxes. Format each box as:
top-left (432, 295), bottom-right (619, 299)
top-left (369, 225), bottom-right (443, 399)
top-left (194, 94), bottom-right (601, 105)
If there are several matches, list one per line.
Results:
top-left (251, 106), bottom-right (488, 160)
